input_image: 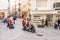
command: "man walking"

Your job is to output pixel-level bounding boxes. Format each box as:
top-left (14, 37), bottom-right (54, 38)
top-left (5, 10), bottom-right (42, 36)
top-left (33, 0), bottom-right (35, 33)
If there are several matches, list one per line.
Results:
top-left (13, 16), bottom-right (17, 24)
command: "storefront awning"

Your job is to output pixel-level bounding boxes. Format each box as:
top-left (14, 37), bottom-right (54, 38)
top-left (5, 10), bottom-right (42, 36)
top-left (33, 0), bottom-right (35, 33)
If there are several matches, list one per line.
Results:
top-left (30, 10), bottom-right (58, 14)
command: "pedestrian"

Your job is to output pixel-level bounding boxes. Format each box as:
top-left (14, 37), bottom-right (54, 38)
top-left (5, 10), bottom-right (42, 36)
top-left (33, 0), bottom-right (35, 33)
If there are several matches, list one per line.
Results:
top-left (57, 18), bottom-right (60, 29)
top-left (23, 17), bottom-right (27, 21)
top-left (7, 16), bottom-right (12, 27)
top-left (58, 18), bottom-right (60, 26)
top-left (30, 24), bottom-right (36, 33)
top-left (7, 16), bottom-right (14, 29)
top-left (42, 19), bottom-right (44, 28)
top-left (26, 18), bottom-right (29, 27)
top-left (28, 19), bottom-right (36, 33)
top-left (22, 20), bottom-right (27, 31)
top-left (22, 14), bottom-right (24, 18)
top-left (54, 18), bottom-right (58, 29)
top-left (23, 16), bottom-right (27, 24)
top-left (45, 19), bottom-right (48, 27)
top-left (13, 16), bottom-right (17, 24)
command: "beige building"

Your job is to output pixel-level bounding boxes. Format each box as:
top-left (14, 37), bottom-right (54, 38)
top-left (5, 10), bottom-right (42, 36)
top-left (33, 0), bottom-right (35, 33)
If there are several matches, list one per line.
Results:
top-left (0, 9), bottom-right (8, 18)
top-left (30, 0), bottom-right (60, 26)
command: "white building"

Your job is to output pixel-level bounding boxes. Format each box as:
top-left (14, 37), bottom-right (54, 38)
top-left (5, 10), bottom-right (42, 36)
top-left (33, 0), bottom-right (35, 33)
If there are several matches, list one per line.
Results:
top-left (30, 0), bottom-right (60, 26)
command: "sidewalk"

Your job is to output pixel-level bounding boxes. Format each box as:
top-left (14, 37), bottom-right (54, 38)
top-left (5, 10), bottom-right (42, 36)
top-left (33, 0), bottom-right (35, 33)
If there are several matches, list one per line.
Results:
top-left (0, 19), bottom-right (60, 40)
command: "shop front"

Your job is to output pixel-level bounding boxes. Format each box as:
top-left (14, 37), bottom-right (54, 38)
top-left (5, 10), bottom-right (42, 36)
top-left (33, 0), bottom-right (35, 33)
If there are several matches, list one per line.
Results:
top-left (0, 11), bottom-right (5, 19)
top-left (30, 10), bottom-right (57, 27)
top-left (0, 10), bottom-right (8, 19)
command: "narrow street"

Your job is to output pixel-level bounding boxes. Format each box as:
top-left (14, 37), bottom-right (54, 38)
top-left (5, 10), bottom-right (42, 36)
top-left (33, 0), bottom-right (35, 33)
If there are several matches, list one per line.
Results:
top-left (0, 19), bottom-right (60, 40)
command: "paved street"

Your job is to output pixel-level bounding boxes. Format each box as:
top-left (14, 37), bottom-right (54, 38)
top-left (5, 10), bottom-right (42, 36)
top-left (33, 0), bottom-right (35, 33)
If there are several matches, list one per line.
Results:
top-left (0, 19), bottom-right (60, 40)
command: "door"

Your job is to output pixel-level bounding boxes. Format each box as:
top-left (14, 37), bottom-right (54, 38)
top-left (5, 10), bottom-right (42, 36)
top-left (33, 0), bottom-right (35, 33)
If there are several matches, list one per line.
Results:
top-left (46, 14), bottom-right (53, 26)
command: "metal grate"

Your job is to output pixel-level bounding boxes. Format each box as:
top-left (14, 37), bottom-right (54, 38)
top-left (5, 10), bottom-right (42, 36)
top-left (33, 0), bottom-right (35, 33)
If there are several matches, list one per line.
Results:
top-left (37, 34), bottom-right (43, 36)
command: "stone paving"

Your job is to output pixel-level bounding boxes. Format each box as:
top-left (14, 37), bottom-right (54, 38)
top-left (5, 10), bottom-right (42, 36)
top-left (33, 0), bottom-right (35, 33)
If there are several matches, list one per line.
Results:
top-left (0, 19), bottom-right (60, 40)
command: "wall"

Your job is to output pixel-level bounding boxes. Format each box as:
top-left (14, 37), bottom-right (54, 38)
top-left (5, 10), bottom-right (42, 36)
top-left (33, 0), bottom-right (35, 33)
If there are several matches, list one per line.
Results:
top-left (30, 0), bottom-right (36, 10)
top-left (0, 0), bottom-right (8, 10)
top-left (31, 0), bottom-right (60, 10)
top-left (36, 0), bottom-right (48, 10)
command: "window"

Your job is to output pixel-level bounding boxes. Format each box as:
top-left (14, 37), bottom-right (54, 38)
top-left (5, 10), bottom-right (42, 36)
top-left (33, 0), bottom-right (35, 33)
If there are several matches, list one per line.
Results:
top-left (36, 0), bottom-right (47, 8)
top-left (53, 2), bottom-right (60, 8)
top-left (47, 14), bottom-right (53, 21)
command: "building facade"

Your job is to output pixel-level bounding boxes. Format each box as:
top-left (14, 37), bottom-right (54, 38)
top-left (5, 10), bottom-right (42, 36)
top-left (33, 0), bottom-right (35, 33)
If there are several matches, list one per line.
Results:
top-left (30, 0), bottom-right (60, 26)
top-left (0, 9), bottom-right (8, 19)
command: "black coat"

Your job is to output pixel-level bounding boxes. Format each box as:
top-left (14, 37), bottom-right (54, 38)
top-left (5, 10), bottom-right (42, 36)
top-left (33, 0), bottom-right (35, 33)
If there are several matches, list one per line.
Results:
top-left (58, 19), bottom-right (60, 24)
top-left (45, 20), bottom-right (48, 25)
top-left (13, 16), bottom-right (17, 20)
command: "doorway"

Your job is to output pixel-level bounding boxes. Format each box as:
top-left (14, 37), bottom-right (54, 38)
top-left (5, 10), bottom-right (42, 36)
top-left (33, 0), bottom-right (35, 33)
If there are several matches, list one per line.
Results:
top-left (0, 12), bottom-right (5, 19)
top-left (46, 14), bottom-right (53, 26)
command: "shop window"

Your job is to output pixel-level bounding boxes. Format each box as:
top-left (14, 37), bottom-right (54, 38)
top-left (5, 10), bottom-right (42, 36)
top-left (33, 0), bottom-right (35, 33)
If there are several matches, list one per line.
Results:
top-left (2, 12), bottom-right (5, 19)
top-left (33, 15), bottom-right (44, 22)
top-left (47, 15), bottom-right (53, 21)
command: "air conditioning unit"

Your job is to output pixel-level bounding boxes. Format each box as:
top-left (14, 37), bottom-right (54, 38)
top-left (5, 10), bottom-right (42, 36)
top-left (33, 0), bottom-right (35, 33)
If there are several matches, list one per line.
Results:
top-left (53, 2), bottom-right (60, 10)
